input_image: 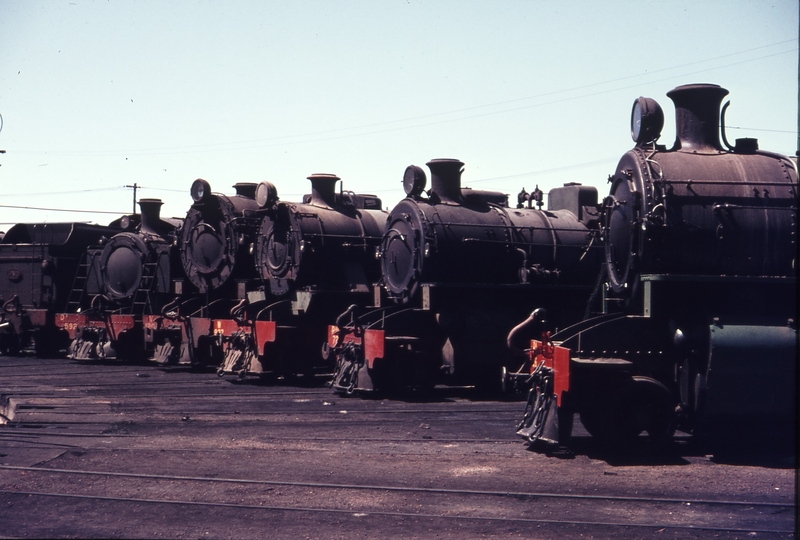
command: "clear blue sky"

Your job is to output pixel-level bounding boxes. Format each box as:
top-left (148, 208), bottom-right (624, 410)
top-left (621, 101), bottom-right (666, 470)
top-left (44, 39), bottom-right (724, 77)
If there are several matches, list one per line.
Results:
top-left (1, 0), bottom-right (797, 226)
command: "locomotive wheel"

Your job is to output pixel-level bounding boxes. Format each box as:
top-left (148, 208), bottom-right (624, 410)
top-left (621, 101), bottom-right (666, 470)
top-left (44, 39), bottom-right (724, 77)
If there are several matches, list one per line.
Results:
top-left (620, 376), bottom-right (677, 447)
top-left (0, 334), bottom-right (21, 356)
top-left (580, 376), bottom-right (676, 448)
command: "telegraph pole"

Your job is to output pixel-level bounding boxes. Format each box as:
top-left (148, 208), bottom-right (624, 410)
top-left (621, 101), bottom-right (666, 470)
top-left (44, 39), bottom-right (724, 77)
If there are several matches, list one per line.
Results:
top-left (124, 183), bottom-right (139, 214)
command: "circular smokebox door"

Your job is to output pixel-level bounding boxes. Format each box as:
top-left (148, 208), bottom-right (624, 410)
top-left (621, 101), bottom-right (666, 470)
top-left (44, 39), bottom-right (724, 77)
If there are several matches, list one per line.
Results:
top-left (100, 233), bottom-right (147, 301)
top-left (604, 176), bottom-right (641, 293)
top-left (381, 204), bottom-right (424, 300)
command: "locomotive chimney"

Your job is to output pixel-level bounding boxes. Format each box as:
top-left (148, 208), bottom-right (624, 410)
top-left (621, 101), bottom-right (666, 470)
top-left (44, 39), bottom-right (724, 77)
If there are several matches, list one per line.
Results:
top-left (427, 158), bottom-right (465, 204)
top-left (308, 173), bottom-right (340, 208)
top-left (667, 83), bottom-right (729, 151)
top-left (138, 198), bottom-right (164, 236)
top-left (232, 182), bottom-right (258, 199)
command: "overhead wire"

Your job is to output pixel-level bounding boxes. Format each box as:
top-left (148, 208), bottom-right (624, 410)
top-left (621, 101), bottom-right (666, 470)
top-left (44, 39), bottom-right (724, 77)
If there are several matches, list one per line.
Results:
top-left (0, 204), bottom-right (129, 215)
top-left (8, 40), bottom-right (797, 157)
top-left (0, 186), bottom-right (125, 197)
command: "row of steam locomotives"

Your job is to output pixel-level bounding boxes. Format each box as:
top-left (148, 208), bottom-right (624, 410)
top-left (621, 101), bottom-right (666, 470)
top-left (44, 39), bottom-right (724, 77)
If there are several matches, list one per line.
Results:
top-left (56, 175), bottom-right (387, 382)
top-left (512, 84), bottom-right (797, 450)
top-left (0, 83), bottom-right (796, 450)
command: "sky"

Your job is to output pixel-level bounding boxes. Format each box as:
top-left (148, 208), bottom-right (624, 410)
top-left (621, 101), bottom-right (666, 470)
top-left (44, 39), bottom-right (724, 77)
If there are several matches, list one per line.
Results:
top-left (0, 0), bottom-right (797, 227)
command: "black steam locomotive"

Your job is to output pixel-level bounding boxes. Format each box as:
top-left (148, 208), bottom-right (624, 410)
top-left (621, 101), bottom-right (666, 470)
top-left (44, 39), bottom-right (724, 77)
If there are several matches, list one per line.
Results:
top-left (0, 221), bottom-right (123, 355)
top-left (213, 173), bottom-right (386, 379)
top-left (55, 199), bottom-right (184, 361)
top-left (514, 84), bottom-right (797, 450)
top-left (142, 180), bottom-right (266, 366)
top-left (327, 158), bottom-right (602, 393)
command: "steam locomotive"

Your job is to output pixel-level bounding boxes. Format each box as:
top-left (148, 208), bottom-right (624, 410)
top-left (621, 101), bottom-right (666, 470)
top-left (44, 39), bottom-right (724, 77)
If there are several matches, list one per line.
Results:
top-left (0, 221), bottom-right (123, 355)
top-left (0, 83), bottom-right (792, 452)
top-left (54, 199), bottom-right (184, 361)
top-left (213, 173), bottom-right (386, 379)
top-left (142, 180), bottom-right (266, 366)
top-left (151, 175), bottom-right (385, 379)
top-left (327, 158), bottom-right (602, 393)
top-left (513, 84), bottom-right (797, 450)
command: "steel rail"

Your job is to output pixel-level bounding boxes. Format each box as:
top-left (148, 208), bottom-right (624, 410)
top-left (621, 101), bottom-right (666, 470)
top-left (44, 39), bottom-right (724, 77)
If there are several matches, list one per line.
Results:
top-left (0, 465), bottom-right (790, 509)
top-left (0, 489), bottom-right (791, 534)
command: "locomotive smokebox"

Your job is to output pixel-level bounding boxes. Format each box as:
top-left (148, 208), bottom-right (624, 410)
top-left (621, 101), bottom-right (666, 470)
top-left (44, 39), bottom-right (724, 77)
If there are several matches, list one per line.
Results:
top-left (308, 174), bottom-right (340, 208)
top-left (427, 159), bottom-right (465, 204)
top-left (138, 198), bottom-right (164, 236)
top-left (667, 83), bottom-right (729, 151)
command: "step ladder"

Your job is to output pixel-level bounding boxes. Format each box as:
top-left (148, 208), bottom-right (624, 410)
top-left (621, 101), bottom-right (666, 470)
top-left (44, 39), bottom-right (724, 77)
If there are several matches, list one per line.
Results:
top-left (65, 249), bottom-right (102, 313)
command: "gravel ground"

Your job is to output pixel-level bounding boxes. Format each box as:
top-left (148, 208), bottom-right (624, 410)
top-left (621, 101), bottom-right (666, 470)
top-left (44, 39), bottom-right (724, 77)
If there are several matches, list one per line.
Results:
top-left (0, 354), bottom-right (795, 539)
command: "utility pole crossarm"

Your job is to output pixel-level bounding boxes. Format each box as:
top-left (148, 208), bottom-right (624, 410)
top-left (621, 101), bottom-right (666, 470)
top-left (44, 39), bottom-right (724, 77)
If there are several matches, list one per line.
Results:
top-left (124, 183), bottom-right (139, 215)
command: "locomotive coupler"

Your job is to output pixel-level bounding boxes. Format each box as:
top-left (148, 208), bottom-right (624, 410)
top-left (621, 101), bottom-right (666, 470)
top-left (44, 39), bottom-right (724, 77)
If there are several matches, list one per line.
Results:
top-left (328, 305), bottom-right (369, 394)
top-left (515, 362), bottom-right (573, 457)
top-left (218, 330), bottom-right (258, 378)
top-left (504, 308), bottom-right (551, 392)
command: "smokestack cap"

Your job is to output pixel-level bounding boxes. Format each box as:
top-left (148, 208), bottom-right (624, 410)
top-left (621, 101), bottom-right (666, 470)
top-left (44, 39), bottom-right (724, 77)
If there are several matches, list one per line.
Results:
top-left (138, 198), bottom-right (164, 235)
top-left (666, 83), bottom-right (729, 151)
top-left (233, 183), bottom-right (258, 199)
top-left (426, 158), bottom-right (465, 204)
top-left (308, 173), bottom-right (340, 207)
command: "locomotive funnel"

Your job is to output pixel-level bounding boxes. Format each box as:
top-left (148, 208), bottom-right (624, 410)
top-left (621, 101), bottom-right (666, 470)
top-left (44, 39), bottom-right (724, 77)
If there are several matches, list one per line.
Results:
top-left (308, 173), bottom-right (340, 208)
top-left (138, 198), bottom-right (164, 236)
top-left (427, 158), bottom-right (465, 204)
top-left (667, 83), bottom-right (729, 151)
top-left (233, 183), bottom-right (258, 199)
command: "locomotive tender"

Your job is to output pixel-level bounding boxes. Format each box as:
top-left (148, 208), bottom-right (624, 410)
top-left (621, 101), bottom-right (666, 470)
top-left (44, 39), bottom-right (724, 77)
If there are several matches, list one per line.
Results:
top-left (328, 158), bottom-right (602, 393)
top-left (0, 221), bottom-right (122, 355)
top-left (514, 84), bottom-right (797, 450)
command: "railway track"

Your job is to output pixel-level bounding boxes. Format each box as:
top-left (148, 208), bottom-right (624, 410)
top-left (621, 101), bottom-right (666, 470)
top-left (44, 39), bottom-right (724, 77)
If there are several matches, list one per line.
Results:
top-left (0, 354), bottom-right (795, 538)
top-left (0, 463), bottom-right (794, 536)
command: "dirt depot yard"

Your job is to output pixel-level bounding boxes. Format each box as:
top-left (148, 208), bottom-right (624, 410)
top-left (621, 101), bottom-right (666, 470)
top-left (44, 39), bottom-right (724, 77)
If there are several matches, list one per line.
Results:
top-left (0, 354), bottom-right (795, 539)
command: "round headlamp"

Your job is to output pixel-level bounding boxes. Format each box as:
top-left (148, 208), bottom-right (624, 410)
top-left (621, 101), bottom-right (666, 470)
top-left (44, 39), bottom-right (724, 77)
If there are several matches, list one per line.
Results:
top-left (256, 181), bottom-right (278, 208)
top-left (190, 179), bottom-right (211, 203)
top-left (402, 165), bottom-right (427, 197)
top-left (631, 97), bottom-right (664, 144)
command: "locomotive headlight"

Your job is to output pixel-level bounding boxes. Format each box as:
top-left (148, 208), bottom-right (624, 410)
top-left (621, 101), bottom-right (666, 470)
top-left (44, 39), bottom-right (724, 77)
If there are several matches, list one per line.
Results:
top-left (256, 181), bottom-right (278, 208)
top-left (191, 179), bottom-right (212, 203)
top-left (631, 97), bottom-right (664, 144)
top-left (403, 165), bottom-right (427, 197)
